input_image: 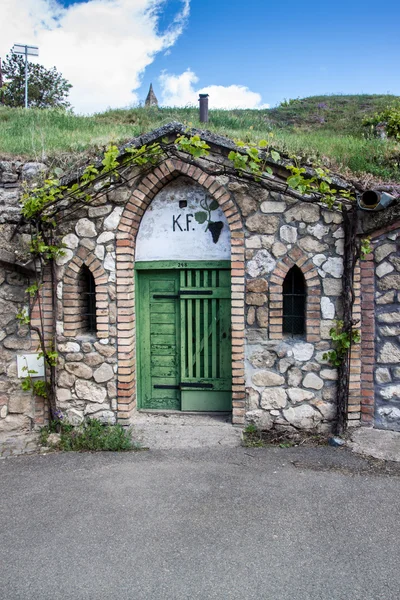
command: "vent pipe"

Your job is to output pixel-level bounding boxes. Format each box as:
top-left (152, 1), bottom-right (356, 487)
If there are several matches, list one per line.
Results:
top-left (199, 94), bottom-right (209, 123)
top-left (358, 190), bottom-right (396, 211)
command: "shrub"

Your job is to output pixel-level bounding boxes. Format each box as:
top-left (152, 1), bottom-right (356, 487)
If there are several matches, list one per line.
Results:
top-left (40, 418), bottom-right (136, 452)
top-left (363, 105), bottom-right (400, 140)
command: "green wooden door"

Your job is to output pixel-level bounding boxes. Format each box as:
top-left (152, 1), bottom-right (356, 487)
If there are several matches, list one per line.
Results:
top-left (137, 266), bottom-right (231, 412)
top-left (137, 271), bottom-right (181, 410)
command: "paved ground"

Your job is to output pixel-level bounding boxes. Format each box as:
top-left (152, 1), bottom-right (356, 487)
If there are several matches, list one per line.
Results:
top-left (132, 412), bottom-right (242, 449)
top-left (349, 427), bottom-right (400, 462)
top-left (1, 446), bottom-right (400, 600)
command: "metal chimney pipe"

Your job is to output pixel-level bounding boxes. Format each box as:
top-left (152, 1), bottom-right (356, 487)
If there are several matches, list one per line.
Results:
top-left (358, 190), bottom-right (396, 211)
top-left (199, 94), bottom-right (209, 123)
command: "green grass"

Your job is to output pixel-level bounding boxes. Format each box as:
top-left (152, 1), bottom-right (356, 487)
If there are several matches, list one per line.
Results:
top-left (1, 94), bottom-right (399, 181)
top-left (40, 418), bottom-right (137, 452)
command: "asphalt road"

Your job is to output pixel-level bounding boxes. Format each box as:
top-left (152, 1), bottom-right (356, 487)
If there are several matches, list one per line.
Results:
top-left (1, 447), bottom-right (399, 600)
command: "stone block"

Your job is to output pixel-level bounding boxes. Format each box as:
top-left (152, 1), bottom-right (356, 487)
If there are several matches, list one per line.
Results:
top-left (246, 409), bottom-right (272, 431)
top-left (75, 379), bottom-right (106, 403)
top-left (65, 362), bottom-right (93, 379)
top-left (284, 203), bottom-right (320, 223)
top-left (93, 363), bottom-right (114, 383)
top-left (299, 236), bottom-right (327, 253)
top-left (256, 307), bottom-right (269, 328)
top-left (375, 243), bottom-right (396, 263)
top-left (303, 372), bottom-right (324, 390)
top-left (246, 249), bottom-right (276, 278)
top-left (246, 214), bottom-right (279, 234)
top-left (378, 342), bottom-right (400, 364)
top-left (8, 393), bottom-right (32, 414)
top-left (292, 342), bottom-right (314, 362)
top-left (283, 404), bottom-right (321, 429)
top-left (75, 218), bottom-right (97, 238)
top-left (280, 225), bottom-right (297, 244)
top-left (261, 387), bottom-right (287, 409)
top-left (246, 387), bottom-right (260, 410)
top-left (252, 370), bottom-right (285, 387)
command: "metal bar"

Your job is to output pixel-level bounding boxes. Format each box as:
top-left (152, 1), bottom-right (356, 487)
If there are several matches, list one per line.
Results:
top-left (203, 270), bottom-right (209, 379)
top-left (24, 46), bottom-right (28, 109)
top-left (179, 290), bottom-right (213, 296)
top-left (180, 270), bottom-right (186, 381)
top-left (179, 382), bottom-right (213, 389)
top-left (195, 270), bottom-right (201, 378)
top-left (211, 270), bottom-right (217, 379)
top-left (153, 294), bottom-right (179, 299)
top-left (187, 271), bottom-right (193, 378)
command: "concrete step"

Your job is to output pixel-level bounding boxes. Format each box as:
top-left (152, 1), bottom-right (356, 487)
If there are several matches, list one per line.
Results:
top-left (131, 412), bottom-right (242, 450)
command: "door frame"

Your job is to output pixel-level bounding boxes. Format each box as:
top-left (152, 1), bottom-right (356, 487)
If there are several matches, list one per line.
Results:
top-left (135, 260), bottom-right (231, 411)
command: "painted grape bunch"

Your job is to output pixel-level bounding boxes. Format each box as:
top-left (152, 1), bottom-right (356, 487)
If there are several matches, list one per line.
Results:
top-left (194, 198), bottom-right (223, 244)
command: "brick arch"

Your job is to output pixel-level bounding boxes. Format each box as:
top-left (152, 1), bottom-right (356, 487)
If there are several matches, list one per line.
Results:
top-left (269, 246), bottom-right (321, 343)
top-left (115, 158), bottom-right (245, 425)
top-left (63, 246), bottom-right (109, 339)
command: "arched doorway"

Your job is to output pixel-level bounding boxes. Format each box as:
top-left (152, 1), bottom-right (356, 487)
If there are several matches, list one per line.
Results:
top-left (135, 177), bottom-right (232, 412)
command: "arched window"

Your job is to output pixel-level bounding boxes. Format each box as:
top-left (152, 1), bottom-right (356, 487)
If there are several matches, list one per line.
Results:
top-left (77, 265), bottom-right (96, 334)
top-left (282, 266), bottom-right (306, 336)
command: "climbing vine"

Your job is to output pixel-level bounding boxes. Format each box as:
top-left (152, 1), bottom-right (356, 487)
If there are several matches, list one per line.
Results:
top-left (17, 128), bottom-right (363, 429)
top-left (323, 320), bottom-right (360, 367)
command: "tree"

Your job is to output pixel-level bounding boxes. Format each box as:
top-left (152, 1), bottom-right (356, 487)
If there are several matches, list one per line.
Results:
top-left (0, 51), bottom-right (72, 109)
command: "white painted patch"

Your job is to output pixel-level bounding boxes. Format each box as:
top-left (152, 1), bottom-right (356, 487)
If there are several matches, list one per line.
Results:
top-left (136, 178), bottom-right (230, 261)
top-left (17, 354), bottom-right (45, 378)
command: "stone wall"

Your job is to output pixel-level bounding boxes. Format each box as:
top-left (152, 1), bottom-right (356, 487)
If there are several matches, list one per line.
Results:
top-left (237, 183), bottom-right (344, 432)
top-left (3, 146), bottom-right (398, 435)
top-left (0, 160), bottom-right (46, 224)
top-left (54, 203), bottom-right (121, 426)
top-left (50, 165), bottom-right (345, 431)
top-left (0, 264), bottom-right (36, 436)
top-left (372, 227), bottom-right (400, 430)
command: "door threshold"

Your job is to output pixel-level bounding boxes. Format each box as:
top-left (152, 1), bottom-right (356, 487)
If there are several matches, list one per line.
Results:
top-left (138, 409), bottom-right (232, 416)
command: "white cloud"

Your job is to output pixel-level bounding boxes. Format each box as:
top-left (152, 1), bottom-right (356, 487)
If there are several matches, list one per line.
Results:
top-left (159, 69), bottom-right (269, 109)
top-left (0, 0), bottom-right (190, 114)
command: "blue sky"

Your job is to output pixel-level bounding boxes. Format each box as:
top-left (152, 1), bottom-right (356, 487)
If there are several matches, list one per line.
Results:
top-left (2, 0), bottom-right (399, 112)
top-left (142, 0), bottom-right (400, 106)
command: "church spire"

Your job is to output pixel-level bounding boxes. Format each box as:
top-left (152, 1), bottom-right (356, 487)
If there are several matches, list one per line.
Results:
top-left (145, 83), bottom-right (158, 107)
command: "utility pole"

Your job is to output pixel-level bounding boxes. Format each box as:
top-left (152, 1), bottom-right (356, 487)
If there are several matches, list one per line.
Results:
top-left (12, 43), bottom-right (39, 108)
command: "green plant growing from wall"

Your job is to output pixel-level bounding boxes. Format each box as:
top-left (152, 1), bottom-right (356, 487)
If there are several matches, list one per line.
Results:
top-left (18, 128), bottom-right (360, 432)
top-left (360, 236), bottom-right (372, 259)
top-left (323, 320), bottom-right (361, 367)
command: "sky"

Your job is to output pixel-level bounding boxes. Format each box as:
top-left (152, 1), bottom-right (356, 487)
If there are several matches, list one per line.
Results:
top-left (0, 0), bottom-right (399, 114)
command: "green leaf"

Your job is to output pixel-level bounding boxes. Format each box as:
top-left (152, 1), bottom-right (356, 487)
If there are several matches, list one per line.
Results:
top-left (195, 211), bottom-right (208, 224)
top-left (287, 174), bottom-right (302, 188)
top-left (270, 150), bottom-right (280, 162)
top-left (258, 139), bottom-right (268, 148)
top-left (209, 200), bottom-right (219, 211)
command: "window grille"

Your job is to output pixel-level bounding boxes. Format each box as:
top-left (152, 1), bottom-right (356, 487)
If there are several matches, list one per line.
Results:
top-left (77, 265), bottom-right (96, 334)
top-left (282, 266), bottom-right (306, 336)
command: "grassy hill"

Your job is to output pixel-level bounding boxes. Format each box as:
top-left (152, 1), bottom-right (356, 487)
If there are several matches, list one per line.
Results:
top-left (0, 94), bottom-right (399, 182)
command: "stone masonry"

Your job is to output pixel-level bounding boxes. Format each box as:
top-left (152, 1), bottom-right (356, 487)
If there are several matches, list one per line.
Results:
top-left (359, 226), bottom-right (400, 431)
top-left (0, 124), bottom-right (399, 439)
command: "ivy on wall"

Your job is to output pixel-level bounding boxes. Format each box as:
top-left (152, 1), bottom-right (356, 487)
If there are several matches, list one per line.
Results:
top-left (17, 131), bottom-right (364, 431)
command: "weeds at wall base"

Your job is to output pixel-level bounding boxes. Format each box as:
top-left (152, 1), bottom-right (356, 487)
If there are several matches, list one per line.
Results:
top-left (39, 418), bottom-right (139, 452)
top-left (242, 424), bottom-right (329, 448)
